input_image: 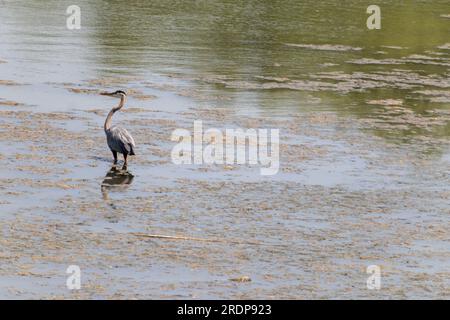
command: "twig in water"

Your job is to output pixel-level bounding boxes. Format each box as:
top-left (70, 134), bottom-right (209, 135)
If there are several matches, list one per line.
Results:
top-left (131, 232), bottom-right (261, 245)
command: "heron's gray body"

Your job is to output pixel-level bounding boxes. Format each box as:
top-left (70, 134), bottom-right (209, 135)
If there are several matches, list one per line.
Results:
top-left (106, 125), bottom-right (136, 156)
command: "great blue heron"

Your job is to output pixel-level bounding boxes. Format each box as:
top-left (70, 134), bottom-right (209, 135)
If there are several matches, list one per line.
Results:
top-left (101, 90), bottom-right (136, 166)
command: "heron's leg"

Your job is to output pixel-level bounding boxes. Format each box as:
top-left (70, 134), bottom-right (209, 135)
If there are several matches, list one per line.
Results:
top-left (112, 150), bottom-right (118, 164)
top-left (123, 153), bottom-right (128, 166)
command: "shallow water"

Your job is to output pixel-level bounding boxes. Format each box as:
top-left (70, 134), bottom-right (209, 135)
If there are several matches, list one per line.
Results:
top-left (0, 1), bottom-right (449, 299)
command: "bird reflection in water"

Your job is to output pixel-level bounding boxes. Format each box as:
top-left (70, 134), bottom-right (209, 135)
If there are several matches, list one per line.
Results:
top-left (101, 165), bottom-right (134, 200)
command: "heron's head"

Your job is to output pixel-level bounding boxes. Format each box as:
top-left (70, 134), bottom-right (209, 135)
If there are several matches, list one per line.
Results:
top-left (101, 90), bottom-right (127, 99)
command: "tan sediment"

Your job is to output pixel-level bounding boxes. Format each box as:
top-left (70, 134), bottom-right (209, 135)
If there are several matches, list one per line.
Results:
top-left (67, 83), bottom-right (156, 101)
top-left (0, 80), bottom-right (21, 86)
top-left (66, 87), bottom-right (101, 94)
top-left (133, 94), bottom-right (156, 101)
top-left (0, 99), bottom-right (23, 106)
top-left (1, 73), bottom-right (450, 299)
top-left (85, 76), bottom-right (141, 86)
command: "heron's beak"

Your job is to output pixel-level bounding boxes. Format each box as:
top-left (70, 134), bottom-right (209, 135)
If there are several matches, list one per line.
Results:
top-left (100, 92), bottom-right (114, 96)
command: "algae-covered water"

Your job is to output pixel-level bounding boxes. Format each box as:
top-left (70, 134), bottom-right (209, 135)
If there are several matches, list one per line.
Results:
top-left (0, 0), bottom-right (449, 299)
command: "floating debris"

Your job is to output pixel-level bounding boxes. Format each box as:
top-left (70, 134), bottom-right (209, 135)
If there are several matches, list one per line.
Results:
top-left (254, 75), bottom-right (290, 82)
top-left (190, 69), bottom-right (450, 95)
top-left (437, 43), bottom-right (450, 50)
top-left (285, 43), bottom-right (362, 52)
top-left (312, 70), bottom-right (450, 90)
top-left (319, 63), bottom-right (339, 67)
top-left (413, 90), bottom-right (450, 103)
top-left (348, 58), bottom-right (403, 65)
top-left (381, 45), bottom-right (408, 50)
top-left (366, 99), bottom-right (404, 106)
top-left (349, 56), bottom-right (450, 67)
top-left (229, 276), bottom-right (251, 283)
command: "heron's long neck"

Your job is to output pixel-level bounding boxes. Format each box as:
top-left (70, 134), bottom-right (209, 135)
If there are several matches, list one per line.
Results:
top-left (104, 97), bottom-right (125, 131)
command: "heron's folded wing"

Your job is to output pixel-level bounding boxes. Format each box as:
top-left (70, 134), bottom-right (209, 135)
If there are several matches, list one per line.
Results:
top-left (109, 126), bottom-right (136, 154)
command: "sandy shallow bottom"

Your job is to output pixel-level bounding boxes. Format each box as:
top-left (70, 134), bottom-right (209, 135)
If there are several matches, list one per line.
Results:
top-left (0, 74), bottom-right (449, 299)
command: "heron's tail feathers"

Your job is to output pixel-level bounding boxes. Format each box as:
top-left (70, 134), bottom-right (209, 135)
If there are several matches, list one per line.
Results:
top-left (129, 145), bottom-right (136, 156)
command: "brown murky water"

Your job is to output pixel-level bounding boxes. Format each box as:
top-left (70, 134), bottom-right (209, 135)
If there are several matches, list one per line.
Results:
top-left (0, 0), bottom-right (449, 299)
